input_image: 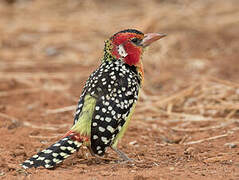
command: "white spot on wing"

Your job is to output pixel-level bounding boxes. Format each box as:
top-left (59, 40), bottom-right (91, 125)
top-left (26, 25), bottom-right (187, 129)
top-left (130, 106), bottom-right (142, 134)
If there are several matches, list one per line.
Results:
top-left (52, 153), bottom-right (58, 157)
top-left (44, 159), bottom-right (51, 164)
top-left (101, 136), bottom-right (109, 144)
top-left (105, 117), bottom-right (111, 122)
top-left (93, 135), bottom-right (98, 139)
top-left (107, 125), bottom-right (114, 133)
top-left (44, 149), bottom-right (53, 154)
top-left (99, 127), bottom-right (105, 132)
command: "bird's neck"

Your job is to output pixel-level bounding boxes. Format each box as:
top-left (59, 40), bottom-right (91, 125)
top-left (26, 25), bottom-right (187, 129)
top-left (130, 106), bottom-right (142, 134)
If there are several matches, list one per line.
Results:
top-left (102, 40), bottom-right (115, 62)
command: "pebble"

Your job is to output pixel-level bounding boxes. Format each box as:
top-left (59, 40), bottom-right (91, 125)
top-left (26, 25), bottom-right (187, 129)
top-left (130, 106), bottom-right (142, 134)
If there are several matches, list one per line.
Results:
top-left (45, 47), bottom-right (60, 56)
top-left (184, 147), bottom-right (196, 155)
top-left (129, 140), bottom-right (137, 145)
top-left (224, 142), bottom-right (237, 148)
top-left (169, 167), bottom-right (175, 171)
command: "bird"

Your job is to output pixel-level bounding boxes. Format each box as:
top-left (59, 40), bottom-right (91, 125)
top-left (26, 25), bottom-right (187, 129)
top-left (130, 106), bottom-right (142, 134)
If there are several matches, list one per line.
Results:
top-left (21, 29), bottom-right (166, 169)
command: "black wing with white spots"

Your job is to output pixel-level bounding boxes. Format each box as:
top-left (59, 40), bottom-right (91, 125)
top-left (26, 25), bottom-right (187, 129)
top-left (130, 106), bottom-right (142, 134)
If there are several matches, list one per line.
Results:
top-left (83, 59), bottom-right (141, 156)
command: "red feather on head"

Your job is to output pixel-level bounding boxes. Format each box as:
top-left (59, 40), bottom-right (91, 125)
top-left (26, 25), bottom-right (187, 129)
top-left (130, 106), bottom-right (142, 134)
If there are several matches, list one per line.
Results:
top-left (111, 32), bottom-right (144, 66)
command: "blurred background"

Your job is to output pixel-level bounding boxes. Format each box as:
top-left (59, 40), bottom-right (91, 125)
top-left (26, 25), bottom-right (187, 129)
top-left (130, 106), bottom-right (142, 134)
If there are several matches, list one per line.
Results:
top-left (0, 0), bottom-right (239, 179)
top-left (1, 0), bottom-right (239, 93)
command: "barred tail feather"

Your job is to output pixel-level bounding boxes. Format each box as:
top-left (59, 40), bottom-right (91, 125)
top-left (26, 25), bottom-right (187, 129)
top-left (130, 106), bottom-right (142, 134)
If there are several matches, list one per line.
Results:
top-left (21, 136), bottom-right (82, 169)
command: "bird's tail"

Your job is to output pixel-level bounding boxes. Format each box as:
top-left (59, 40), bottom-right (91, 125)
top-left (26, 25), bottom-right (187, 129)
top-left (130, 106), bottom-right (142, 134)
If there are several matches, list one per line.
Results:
top-left (21, 132), bottom-right (87, 169)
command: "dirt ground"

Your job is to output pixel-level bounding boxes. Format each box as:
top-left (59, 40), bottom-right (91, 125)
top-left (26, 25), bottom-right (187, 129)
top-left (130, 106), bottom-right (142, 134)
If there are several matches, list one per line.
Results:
top-left (0, 0), bottom-right (239, 179)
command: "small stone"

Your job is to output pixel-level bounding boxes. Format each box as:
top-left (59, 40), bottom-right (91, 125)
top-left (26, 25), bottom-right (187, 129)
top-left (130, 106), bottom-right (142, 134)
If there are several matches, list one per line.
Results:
top-left (8, 120), bottom-right (20, 130)
top-left (169, 167), bottom-right (175, 171)
top-left (184, 147), bottom-right (196, 155)
top-left (45, 47), bottom-right (60, 56)
top-left (129, 140), bottom-right (137, 145)
top-left (13, 149), bottom-right (26, 156)
top-left (224, 142), bottom-right (237, 148)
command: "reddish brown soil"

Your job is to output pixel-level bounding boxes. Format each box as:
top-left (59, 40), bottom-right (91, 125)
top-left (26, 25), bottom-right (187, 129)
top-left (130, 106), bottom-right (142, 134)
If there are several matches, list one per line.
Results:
top-left (1, 0), bottom-right (239, 179)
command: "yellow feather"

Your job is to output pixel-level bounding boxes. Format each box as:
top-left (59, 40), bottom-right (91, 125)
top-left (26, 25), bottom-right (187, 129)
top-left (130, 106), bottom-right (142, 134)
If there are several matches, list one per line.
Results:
top-left (71, 94), bottom-right (96, 137)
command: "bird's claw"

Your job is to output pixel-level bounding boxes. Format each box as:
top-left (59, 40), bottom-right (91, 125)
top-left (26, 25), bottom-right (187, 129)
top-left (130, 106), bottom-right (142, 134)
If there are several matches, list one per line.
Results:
top-left (111, 147), bottom-right (136, 163)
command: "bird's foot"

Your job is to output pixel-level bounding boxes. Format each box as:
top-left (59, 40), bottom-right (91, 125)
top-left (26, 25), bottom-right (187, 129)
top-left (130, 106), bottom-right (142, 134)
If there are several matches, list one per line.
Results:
top-left (111, 147), bottom-right (135, 163)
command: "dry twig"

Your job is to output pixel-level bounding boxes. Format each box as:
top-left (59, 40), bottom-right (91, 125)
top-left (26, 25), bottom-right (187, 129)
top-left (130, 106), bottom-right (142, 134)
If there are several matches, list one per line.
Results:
top-left (23, 121), bottom-right (70, 130)
top-left (184, 132), bottom-right (233, 145)
top-left (45, 105), bottom-right (75, 114)
top-left (172, 120), bottom-right (236, 132)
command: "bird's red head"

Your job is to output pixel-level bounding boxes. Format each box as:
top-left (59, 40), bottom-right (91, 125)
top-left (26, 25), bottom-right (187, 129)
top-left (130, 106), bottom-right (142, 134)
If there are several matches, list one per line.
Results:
top-left (110, 29), bottom-right (166, 66)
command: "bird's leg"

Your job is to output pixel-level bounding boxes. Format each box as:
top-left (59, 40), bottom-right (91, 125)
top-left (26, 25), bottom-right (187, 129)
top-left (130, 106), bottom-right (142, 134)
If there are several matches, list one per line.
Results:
top-left (87, 146), bottom-right (96, 157)
top-left (111, 147), bottom-right (133, 162)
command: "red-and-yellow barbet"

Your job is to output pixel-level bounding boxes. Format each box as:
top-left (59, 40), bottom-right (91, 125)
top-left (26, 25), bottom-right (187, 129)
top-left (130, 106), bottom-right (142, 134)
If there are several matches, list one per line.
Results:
top-left (21, 29), bottom-right (166, 169)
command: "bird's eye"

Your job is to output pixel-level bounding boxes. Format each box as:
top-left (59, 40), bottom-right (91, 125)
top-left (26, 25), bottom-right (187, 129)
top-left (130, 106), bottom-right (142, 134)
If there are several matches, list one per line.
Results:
top-left (131, 38), bottom-right (141, 45)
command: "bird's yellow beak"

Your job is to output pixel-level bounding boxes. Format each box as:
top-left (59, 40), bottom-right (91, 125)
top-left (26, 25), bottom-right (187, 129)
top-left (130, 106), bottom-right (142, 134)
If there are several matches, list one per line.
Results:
top-left (141, 33), bottom-right (167, 47)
